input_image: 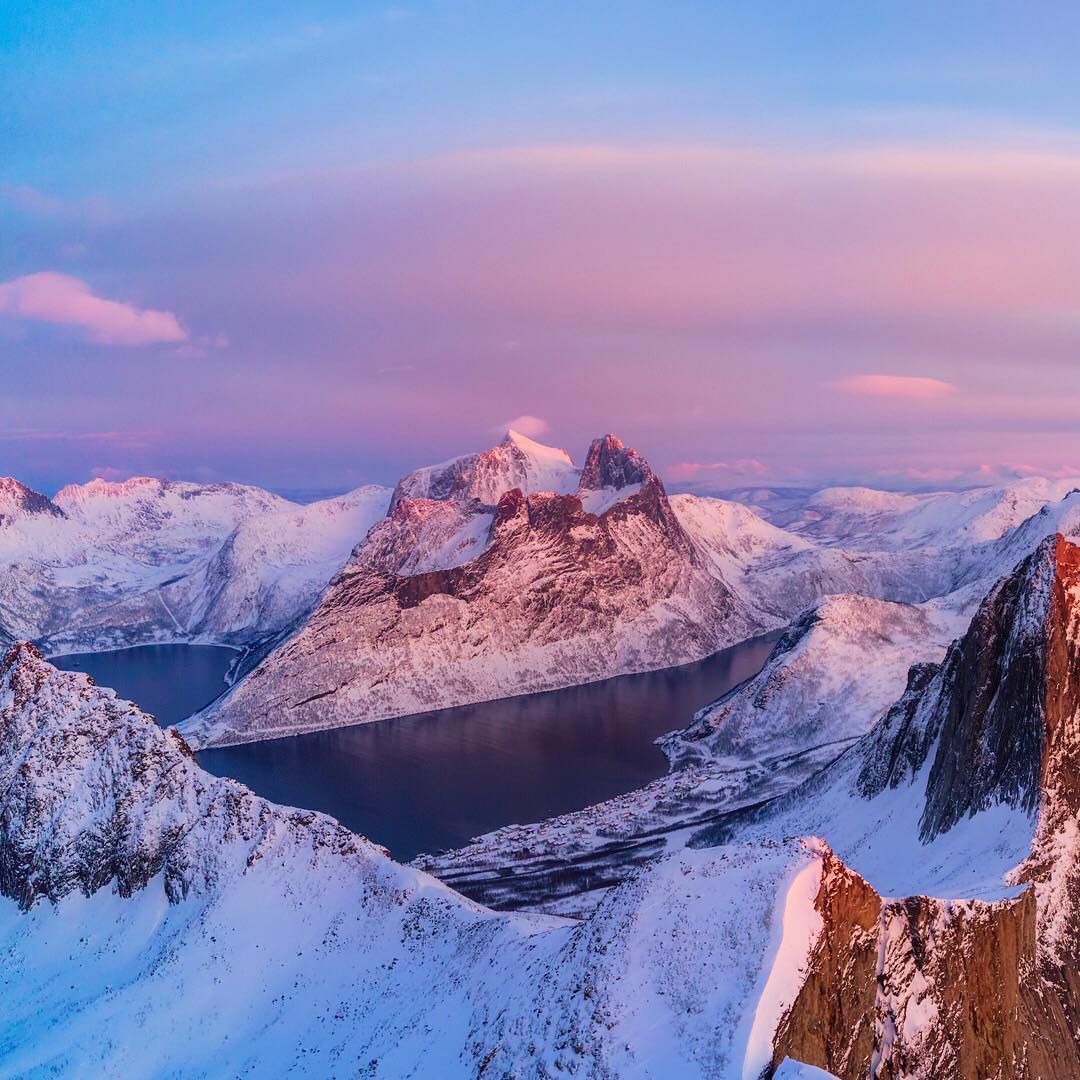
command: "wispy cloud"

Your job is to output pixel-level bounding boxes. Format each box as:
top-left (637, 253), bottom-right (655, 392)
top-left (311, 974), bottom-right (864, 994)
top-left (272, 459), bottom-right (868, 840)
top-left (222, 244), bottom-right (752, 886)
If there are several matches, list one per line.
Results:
top-left (0, 428), bottom-right (153, 448)
top-left (832, 374), bottom-right (956, 399)
top-left (667, 458), bottom-right (768, 482)
top-left (498, 414), bottom-right (550, 438)
top-left (0, 184), bottom-right (113, 224)
top-left (0, 272), bottom-right (186, 346)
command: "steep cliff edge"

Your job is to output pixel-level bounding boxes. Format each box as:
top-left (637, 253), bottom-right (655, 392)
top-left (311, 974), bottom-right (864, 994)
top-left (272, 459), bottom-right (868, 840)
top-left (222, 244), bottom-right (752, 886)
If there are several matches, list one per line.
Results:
top-left (757, 534), bottom-right (1080, 1076)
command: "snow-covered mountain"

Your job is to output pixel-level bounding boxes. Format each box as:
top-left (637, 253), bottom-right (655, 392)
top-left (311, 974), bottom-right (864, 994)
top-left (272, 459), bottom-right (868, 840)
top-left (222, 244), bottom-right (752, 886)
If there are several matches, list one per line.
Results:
top-left (389, 427), bottom-right (579, 509)
top-left (181, 434), bottom-right (1080, 747)
top-left (183, 434), bottom-right (766, 747)
top-left (0, 476), bottom-right (390, 653)
top-left (0, 641), bottom-right (866, 1078)
top-left (431, 534), bottom-right (1080, 1074)
top-left (736, 476), bottom-right (1080, 548)
top-left (12, 533), bottom-right (1080, 1074)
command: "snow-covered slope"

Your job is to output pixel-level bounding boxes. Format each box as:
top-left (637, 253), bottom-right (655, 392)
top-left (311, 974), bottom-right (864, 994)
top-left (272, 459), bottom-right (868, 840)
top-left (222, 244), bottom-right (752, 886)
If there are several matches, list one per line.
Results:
top-left (0, 642), bottom-right (846, 1078)
top-left (180, 484), bottom-right (391, 642)
top-left (10, 618), bottom-right (1080, 1076)
top-left (418, 592), bottom-right (959, 915)
top-left (184, 436), bottom-right (764, 747)
top-left (671, 494), bottom-right (956, 615)
top-left (389, 428), bottom-right (579, 510)
top-left (777, 477), bottom-right (1080, 551)
top-left (0, 477), bottom-right (391, 653)
top-left (662, 594), bottom-right (962, 770)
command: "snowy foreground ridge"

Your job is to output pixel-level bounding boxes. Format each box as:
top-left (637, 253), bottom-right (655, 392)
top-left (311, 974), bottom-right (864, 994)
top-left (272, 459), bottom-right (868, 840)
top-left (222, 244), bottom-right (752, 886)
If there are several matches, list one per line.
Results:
top-left (11, 535), bottom-right (1080, 1074)
top-left (0, 641), bottom-right (837, 1078)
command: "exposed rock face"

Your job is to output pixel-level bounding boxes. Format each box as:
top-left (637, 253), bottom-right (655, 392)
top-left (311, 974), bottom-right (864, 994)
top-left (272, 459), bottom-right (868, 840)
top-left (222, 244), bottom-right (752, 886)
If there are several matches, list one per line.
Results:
top-left (353, 495), bottom-right (493, 576)
top-left (578, 433), bottom-right (652, 491)
top-left (184, 451), bottom-right (758, 747)
top-left (854, 534), bottom-right (1073, 842)
top-left (772, 849), bottom-right (1076, 1080)
top-left (0, 477), bottom-right (64, 527)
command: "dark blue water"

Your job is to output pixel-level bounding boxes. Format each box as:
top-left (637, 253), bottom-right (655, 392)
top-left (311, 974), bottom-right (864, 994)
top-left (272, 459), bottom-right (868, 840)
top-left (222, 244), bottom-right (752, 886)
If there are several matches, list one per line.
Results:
top-left (52, 636), bottom-right (777, 860)
top-left (54, 644), bottom-right (236, 726)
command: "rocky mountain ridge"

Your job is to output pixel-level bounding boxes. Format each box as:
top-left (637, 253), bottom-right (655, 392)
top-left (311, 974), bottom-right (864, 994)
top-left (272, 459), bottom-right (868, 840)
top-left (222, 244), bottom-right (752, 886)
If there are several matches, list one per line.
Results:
top-left (183, 435), bottom-right (763, 746)
top-left (0, 477), bottom-right (64, 527)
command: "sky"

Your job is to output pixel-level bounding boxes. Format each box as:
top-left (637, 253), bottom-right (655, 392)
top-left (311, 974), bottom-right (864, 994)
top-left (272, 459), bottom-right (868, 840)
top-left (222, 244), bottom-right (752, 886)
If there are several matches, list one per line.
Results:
top-left (5, 2), bottom-right (1080, 496)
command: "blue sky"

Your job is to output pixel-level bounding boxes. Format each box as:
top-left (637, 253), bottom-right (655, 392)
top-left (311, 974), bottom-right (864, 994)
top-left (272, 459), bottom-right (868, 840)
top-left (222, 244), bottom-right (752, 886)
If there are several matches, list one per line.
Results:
top-left (4, 3), bottom-right (1080, 493)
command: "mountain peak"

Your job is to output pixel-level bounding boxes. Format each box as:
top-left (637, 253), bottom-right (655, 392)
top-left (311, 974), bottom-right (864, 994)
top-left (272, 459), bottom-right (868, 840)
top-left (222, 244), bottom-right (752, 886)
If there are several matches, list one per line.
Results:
top-left (0, 477), bottom-right (65, 525)
top-left (390, 431), bottom-right (578, 511)
top-left (579, 433), bottom-right (654, 491)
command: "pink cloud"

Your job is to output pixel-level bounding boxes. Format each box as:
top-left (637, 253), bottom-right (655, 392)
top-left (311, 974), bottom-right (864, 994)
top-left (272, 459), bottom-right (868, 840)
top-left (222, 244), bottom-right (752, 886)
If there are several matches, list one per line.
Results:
top-left (833, 374), bottom-right (956, 399)
top-left (498, 414), bottom-right (550, 438)
top-left (0, 272), bottom-right (186, 346)
top-left (667, 458), bottom-right (768, 482)
top-left (89, 465), bottom-right (136, 482)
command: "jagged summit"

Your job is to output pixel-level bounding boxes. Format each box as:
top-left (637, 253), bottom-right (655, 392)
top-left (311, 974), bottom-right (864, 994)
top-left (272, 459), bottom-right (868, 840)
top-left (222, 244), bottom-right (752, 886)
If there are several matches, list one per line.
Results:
top-left (388, 429), bottom-right (578, 511)
top-left (0, 477), bottom-right (64, 526)
top-left (856, 532), bottom-right (1076, 841)
top-left (183, 431), bottom-right (750, 747)
top-left (578, 433), bottom-right (653, 491)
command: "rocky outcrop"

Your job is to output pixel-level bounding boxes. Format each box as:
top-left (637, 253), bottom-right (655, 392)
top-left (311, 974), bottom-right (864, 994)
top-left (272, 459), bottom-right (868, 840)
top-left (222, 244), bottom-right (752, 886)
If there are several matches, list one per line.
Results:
top-left (0, 477), bottom-right (64, 527)
top-left (772, 848), bottom-right (1076, 1079)
top-left (578, 433), bottom-right (652, 491)
top-left (853, 534), bottom-right (1075, 841)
